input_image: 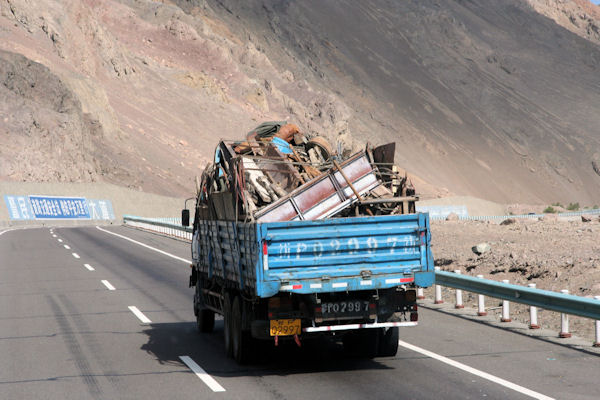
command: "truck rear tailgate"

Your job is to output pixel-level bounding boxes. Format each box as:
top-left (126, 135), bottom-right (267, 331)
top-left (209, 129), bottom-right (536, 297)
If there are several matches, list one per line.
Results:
top-left (256, 213), bottom-right (434, 297)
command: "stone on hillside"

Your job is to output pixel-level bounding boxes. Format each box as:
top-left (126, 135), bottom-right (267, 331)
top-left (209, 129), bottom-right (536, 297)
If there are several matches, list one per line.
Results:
top-left (472, 242), bottom-right (491, 255)
top-left (581, 215), bottom-right (592, 222)
top-left (446, 212), bottom-right (459, 221)
top-left (500, 218), bottom-right (517, 225)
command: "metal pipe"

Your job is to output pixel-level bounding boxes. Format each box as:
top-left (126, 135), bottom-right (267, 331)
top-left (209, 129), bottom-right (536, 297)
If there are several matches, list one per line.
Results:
top-left (454, 270), bottom-right (464, 309)
top-left (501, 279), bottom-right (511, 322)
top-left (434, 267), bottom-right (443, 304)
top-left (528, 283), bottom-right (540, 329)
top-left (332, 159), bottom-right (363, 201)
top-left (559, 289), bottom-right (572, 338)
top-left (477, 275), bottom-right (487, 316)
top-left (358, 196), bottom-right (419, 205)
top-left (595, 296), bottom-right (600, 347)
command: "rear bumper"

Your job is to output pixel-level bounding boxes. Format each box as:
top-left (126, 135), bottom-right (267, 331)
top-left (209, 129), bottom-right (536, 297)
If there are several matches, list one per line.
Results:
top-left (303, 321), bottom-right (417, 332)
top-left (251, 320), bottom-right (417, 339)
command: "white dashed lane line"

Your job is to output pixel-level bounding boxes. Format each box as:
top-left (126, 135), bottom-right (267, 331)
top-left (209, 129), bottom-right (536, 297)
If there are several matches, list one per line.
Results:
top-left (72, 253), bottom-right (80, 259)
top-left (95, 226), bottom-right (228, 392)
top-left (63, 245), bottom-right (70, 250)
top-left (84, 264), bottom-right (95, 271)
top-left (58, 239), bottom-right (63, 243)
top-left (179, 356), bottom-right (226, 392)
top-left (128, 306), bottom-right (152, 324)
top-left (101, 280), bottom-right (116, 291)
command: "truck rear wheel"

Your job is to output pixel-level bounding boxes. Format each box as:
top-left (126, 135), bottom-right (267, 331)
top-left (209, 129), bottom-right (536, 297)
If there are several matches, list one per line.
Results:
top-left (231, 296), bottom-right (255, 364)
top-left (196, 309), bottom-right (215, 333)
top-left (378, 327), bottom-right (399, 357)
top-left (223, 293), bottom-right (233, 358)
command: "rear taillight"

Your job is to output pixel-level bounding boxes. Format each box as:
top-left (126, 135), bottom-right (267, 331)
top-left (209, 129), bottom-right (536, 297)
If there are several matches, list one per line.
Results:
top-left (410, 312), bottom-right (418, 322)
top-left (262, 240), bottom-right (268, 270)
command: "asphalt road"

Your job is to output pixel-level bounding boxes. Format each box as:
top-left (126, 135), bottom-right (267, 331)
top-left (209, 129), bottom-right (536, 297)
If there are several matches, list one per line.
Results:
top-left (1, 226), bottom-right (598, 399)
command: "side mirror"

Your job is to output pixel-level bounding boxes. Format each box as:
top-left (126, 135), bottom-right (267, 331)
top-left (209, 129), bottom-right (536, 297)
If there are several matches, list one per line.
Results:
top-left (181, 209), bottom-right (190, 227)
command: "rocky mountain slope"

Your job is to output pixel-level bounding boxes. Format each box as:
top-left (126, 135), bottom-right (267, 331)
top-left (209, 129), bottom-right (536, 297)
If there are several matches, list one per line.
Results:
top-left (1, 0), bottom-right (599, 204)
top-left (527, 0), bottom-right (600, 44)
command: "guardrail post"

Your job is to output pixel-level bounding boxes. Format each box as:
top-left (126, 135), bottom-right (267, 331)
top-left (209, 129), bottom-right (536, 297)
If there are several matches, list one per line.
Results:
top-left (595, 296), bottom-right (600, 347)
top-left (528, 283), bottom-right (540, 329)
top-left (454, 270), bottom-right (464, 309)
top-left (434, 267), bottom-right (443, 304)
top-left (559, 289), bottom-right (572, 338)
top-left (501, 279), bottom-right (511, 322)
top-left (477, 275), bottom-right (487, 316)
top-left (417, 287), bottom-right (424, 300)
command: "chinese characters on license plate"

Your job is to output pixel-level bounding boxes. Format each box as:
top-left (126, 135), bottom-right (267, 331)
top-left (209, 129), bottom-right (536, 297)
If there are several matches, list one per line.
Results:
top-left (269, 319), bottom-right (301, 336)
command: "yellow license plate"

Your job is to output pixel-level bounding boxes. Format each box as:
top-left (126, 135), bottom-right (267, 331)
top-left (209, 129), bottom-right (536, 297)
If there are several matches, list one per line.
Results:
top-left (269, 319), bottom-right (301, 336)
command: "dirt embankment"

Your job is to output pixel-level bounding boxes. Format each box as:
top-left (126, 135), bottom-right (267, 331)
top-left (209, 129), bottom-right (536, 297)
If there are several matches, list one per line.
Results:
top-left (430, 217), bottom-right (600, 341)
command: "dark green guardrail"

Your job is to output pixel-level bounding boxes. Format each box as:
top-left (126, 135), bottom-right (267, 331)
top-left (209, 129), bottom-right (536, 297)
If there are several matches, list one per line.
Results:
top-left (436, 270), bottom-right (600, 320)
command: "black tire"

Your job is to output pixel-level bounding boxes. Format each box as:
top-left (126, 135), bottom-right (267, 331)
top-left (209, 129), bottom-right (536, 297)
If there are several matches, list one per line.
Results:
top-left (231, 296), bottom-right (255, 364)
top-left (196, 308), bottom-right (215, 333)
top-left (343, 329), bottom-right (379, 358)
top-left (222, 293), bottom-right (233, 358)
top-left (378, 327), bottom-right (399, 357)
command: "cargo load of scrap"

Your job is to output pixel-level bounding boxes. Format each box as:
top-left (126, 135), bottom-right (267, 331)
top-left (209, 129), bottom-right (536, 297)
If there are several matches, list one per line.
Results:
top-left (184, 122), bottom-right (434, 364)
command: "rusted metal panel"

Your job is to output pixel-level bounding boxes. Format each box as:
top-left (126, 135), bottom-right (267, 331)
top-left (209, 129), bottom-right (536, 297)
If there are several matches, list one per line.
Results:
top-left (255, 151), bottom-right (381, 222)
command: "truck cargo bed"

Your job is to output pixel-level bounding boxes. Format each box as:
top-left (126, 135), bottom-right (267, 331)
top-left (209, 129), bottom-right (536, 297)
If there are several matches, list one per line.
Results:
top-left (195, 213), bottom-right (434, 297)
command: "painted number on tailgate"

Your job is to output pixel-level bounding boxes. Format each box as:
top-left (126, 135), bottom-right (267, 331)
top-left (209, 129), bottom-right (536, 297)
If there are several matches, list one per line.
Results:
top-left (275, 237), bottom-right (416, 259)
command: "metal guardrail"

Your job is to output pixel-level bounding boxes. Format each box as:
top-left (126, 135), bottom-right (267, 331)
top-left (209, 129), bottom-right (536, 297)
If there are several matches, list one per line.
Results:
top-left (429, 208), bottom-right (600, 221)
top-left (123, 215), bottom-right (192, 241)
top-left (436, 270), bottom-right (600, 320)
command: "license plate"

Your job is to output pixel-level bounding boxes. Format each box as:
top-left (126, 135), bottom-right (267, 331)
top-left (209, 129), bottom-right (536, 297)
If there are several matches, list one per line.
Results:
top-left (321, 300), bottom-right (370, 318)
top-left (269, 319), bottom-right (301, 336)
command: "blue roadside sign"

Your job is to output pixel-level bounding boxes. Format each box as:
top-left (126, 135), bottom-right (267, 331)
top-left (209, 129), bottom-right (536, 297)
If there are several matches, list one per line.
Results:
top-left (29, 196), bottom-right (90, 219)
top-left (3, 195), bottom-right (115, 220)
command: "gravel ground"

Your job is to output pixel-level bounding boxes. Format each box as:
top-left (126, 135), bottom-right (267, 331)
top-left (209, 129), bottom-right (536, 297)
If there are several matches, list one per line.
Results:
top-left (428, 216), bottom-right (600, 343)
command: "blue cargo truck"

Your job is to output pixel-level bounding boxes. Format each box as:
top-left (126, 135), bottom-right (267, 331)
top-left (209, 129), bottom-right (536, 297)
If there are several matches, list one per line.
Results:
top-left (185, 134), bottom-right (434, 363)
top-left (188, 212), bottom-right (434, 363)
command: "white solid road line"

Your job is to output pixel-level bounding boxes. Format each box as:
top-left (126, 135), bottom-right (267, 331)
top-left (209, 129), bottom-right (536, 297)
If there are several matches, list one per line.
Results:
top-left (101, 280), bottom-right (116, 291)
top-left (84, 263), bottom-right (95, 271)
top-left (72, 253), bottom-right (80, 259)
top-left (397, 340), bottom-right (555, 400)
top-left (128, 306), bottom-right (152, 324)
top-left (96, 226), bottom-right (191, 264)
top-left (64, 244), bottom-right (70, 250)
top-left (179, 356), bottom-right (226, 392)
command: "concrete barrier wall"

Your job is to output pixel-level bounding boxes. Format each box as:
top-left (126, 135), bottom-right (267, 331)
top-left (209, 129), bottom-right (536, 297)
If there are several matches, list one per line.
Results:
top-left (0, 181), bottom-right (187, 226)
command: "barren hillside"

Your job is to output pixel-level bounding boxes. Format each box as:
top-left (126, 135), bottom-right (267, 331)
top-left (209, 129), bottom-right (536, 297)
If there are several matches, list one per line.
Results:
top-left (527, 0), bottom-right (600, 44)
top-left (1, 0), bottom-right (599, 205)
